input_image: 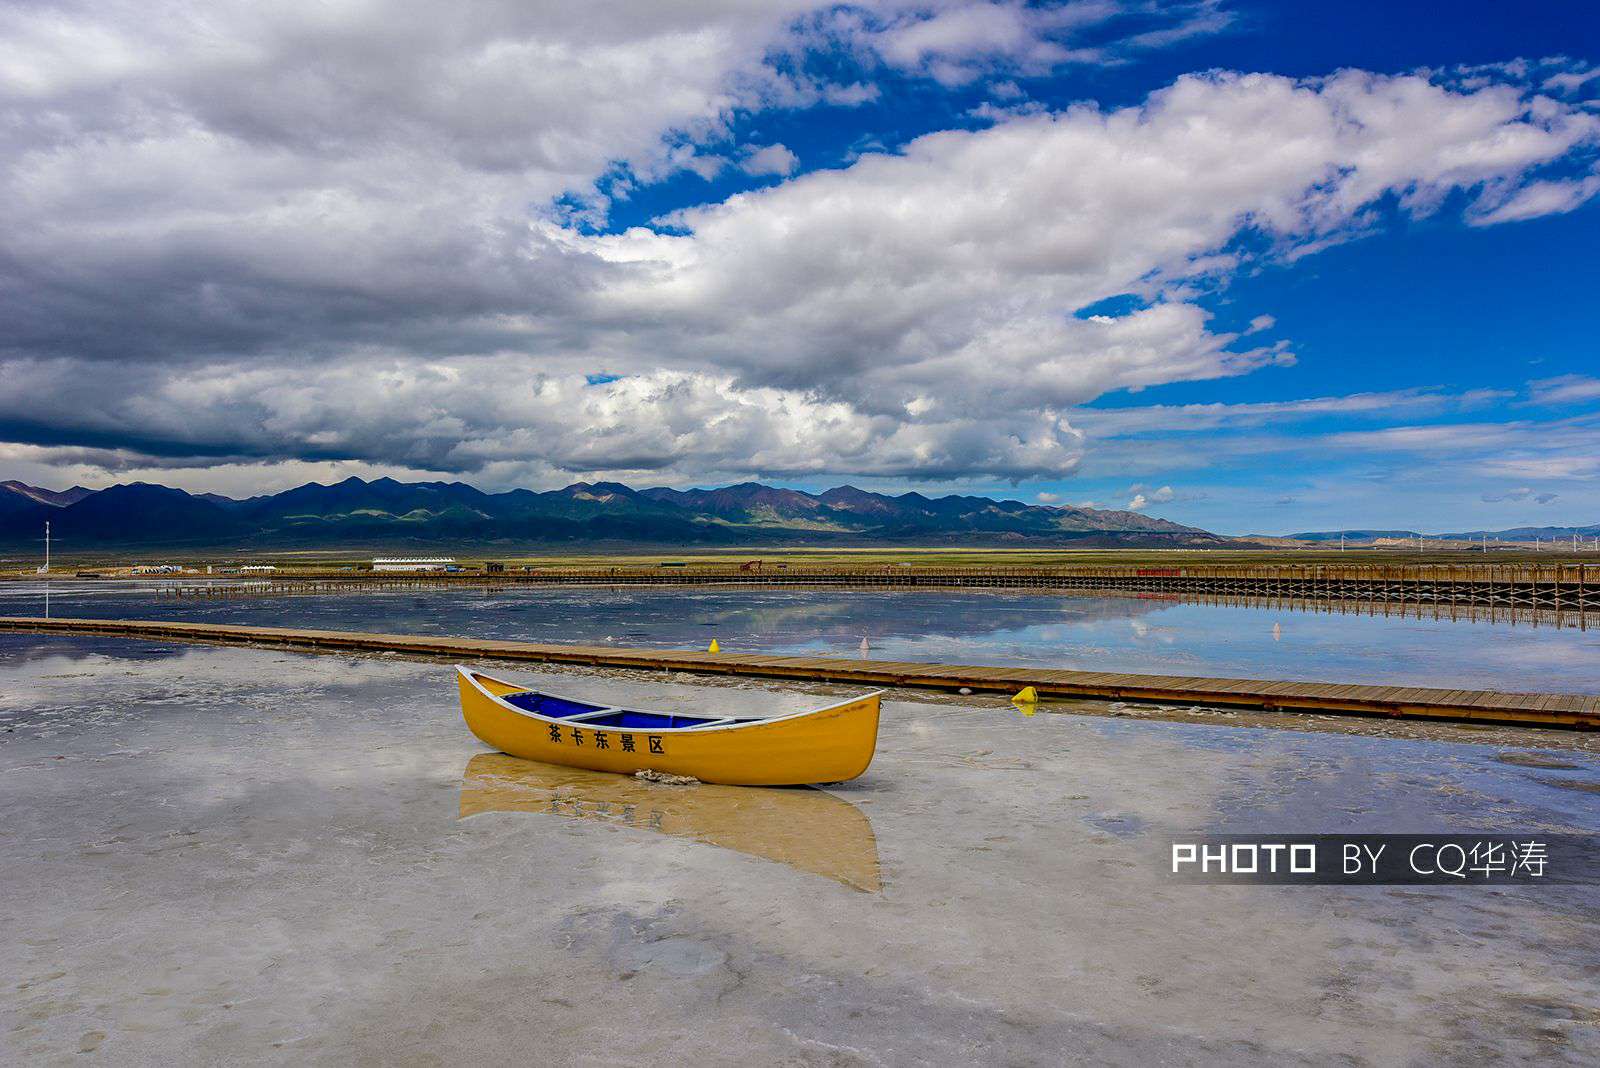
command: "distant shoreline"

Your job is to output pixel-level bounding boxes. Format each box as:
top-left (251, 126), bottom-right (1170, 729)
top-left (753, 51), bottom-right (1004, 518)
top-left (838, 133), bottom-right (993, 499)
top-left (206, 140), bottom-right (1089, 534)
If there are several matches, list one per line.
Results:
top-left (3, 544), bottom-right (1596, 574)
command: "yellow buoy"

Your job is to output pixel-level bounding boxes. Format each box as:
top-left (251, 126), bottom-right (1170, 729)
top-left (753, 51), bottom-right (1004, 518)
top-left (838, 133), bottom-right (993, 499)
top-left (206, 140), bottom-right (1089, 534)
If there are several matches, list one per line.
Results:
top-left (708, 639), bottom-right (721, 653)
top-left (1013, 685), bottom-right (1038, 703)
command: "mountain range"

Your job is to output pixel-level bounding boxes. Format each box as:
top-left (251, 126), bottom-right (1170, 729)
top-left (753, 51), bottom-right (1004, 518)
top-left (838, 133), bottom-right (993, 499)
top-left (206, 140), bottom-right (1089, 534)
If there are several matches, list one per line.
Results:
top-left (0, 476), bottom-right (1230, 551)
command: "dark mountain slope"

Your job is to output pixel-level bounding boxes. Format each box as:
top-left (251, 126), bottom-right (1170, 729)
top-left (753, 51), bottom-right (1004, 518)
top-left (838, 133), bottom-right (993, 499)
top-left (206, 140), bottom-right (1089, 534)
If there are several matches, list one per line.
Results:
top-left (0, 475), bottom-right (1233, 548)
top-left (27, 483), bottom-right (248, 545)
top-left (241, 476), bottom-right (497, 523)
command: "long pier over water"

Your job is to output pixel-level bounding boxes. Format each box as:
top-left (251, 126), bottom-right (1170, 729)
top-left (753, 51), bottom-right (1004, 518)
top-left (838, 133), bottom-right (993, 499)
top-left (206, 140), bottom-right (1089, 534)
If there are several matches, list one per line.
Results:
top-left (151, 560), bottom-right (1600, 603)
top-left (5, 615), bottom-right (1597, 730)
top-left (149, 561), bottom-right (1600, 628)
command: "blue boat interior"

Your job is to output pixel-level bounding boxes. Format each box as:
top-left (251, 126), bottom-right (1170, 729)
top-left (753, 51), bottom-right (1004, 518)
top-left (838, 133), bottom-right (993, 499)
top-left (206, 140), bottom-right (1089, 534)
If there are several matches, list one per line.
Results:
top-left (501, 689), bottom-right (749, 730)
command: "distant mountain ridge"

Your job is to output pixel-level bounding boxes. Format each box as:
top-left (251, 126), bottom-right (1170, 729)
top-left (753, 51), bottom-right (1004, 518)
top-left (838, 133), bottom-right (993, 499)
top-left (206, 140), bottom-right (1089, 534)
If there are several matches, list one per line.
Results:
top-left (0, 475), bottom-right (1234, 550)
top-left (1434, 524), bottom-right (1600, 541)
top-left (0, 480), bottom-right (93, 509)
top-left (1291, 525), bottom-right (1600, 542)
top-left (1288, 529), bottom-right (1424, 542)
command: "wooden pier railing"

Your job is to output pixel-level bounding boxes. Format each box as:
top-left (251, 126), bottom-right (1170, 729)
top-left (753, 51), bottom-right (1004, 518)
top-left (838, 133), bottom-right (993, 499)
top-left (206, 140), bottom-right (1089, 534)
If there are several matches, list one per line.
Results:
top-left (142, 561), bottom-right (1600, 618)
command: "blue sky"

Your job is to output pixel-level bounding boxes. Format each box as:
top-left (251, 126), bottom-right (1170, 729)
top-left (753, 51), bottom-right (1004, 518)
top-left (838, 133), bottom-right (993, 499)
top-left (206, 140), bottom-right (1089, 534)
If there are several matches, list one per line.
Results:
top-left (1, 1), bottom-right (1598, 533)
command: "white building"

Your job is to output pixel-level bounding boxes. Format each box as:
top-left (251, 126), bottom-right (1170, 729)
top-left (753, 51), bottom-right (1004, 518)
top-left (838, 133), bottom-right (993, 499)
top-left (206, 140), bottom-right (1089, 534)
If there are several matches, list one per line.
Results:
top-left (239, 564), bottom-right (278, 573)
top-left (372, 557), bottom-right (455, 572)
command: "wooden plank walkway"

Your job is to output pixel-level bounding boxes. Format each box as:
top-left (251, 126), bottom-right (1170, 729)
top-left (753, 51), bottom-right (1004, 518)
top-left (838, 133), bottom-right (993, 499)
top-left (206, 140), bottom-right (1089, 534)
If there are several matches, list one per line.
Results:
top-left (3, 615), bottom-right (1596, 729)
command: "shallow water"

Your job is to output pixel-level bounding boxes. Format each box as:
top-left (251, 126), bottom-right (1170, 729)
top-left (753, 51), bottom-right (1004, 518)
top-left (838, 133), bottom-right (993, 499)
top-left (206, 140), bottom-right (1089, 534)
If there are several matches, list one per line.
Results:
top-left (2, 637), bottom-right (1597, 1064)
top-left (6, 580), bottom-right (1600, 691)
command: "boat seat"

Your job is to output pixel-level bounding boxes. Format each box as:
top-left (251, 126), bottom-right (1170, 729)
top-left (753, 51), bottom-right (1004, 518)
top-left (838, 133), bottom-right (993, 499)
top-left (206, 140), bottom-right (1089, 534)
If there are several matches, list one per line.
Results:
top-left (561, 707), bottom-right (623, 723)
top-left (503, 692), bottom-right (606, 718)
top-left (579, 710), bottom-right (721, 730)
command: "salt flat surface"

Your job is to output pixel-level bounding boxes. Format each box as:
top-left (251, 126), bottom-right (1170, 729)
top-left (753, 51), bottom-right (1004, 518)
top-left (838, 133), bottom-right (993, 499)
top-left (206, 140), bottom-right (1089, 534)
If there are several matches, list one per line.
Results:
top-left (2, 635), bottom-right (1597, 1065)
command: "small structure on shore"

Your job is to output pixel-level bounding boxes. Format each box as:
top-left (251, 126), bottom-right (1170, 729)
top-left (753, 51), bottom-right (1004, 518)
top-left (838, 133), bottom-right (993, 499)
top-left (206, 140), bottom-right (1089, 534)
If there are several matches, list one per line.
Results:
top-left (372, 557), bottom-right (454, 572)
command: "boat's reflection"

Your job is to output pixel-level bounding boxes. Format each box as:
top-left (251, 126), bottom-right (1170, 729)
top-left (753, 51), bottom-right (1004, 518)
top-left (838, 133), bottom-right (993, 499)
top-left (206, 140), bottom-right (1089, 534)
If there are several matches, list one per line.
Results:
top-left (459, 753), bottom-right (883, 892)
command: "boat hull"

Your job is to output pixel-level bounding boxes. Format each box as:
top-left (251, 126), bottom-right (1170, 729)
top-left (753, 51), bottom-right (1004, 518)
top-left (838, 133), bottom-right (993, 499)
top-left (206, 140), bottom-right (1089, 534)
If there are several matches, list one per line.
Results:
top-left (456, 668), bottom-right (881, 786)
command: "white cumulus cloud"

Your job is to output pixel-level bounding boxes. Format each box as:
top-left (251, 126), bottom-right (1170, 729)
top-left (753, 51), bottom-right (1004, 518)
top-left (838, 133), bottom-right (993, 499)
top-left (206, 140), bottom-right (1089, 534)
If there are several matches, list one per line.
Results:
top-left (740, 143), bottom-right (800, 176)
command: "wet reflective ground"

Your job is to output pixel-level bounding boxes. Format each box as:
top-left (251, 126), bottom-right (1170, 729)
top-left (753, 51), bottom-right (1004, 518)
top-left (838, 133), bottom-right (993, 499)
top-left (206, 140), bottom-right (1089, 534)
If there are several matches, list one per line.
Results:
top-left (3, 636), bottom-right (1597, 1064)
top-left (6, 580), bottom-right (1600, 691)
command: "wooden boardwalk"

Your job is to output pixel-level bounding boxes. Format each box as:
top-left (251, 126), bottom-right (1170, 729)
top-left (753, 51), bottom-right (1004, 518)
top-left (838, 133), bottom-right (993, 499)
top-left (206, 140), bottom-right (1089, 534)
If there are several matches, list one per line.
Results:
top-left (4, 615), bottom-right (1597, 729)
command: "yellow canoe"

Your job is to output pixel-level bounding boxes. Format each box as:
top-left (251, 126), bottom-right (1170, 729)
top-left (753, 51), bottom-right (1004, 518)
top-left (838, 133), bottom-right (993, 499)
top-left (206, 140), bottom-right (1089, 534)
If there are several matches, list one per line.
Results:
top-left (459, 753), bottom-right (882, 891)
top-left (455, 666), bottom-right (882, 786)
